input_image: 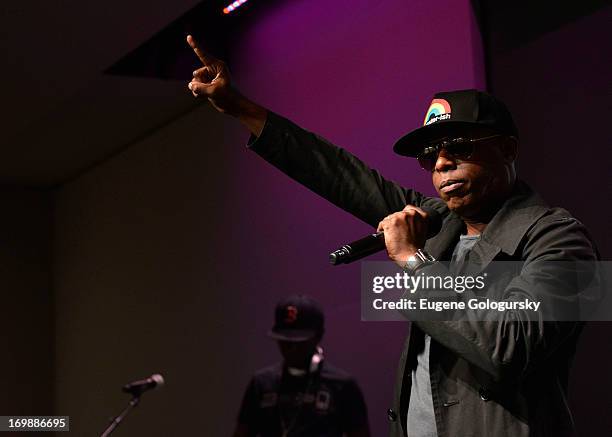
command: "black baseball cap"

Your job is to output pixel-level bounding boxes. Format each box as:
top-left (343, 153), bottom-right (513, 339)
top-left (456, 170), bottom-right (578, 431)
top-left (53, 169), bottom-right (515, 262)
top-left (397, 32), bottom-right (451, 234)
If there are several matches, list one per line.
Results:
top-left (268, 295), bottom-right (325, 342)
top-left (393, 89), bottom-right (518, 157)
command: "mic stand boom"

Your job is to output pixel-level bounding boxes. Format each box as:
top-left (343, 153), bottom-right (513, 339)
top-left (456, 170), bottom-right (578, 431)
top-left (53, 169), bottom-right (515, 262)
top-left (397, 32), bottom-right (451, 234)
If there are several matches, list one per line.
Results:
top-left (100, 395), bottom-right (140, 437)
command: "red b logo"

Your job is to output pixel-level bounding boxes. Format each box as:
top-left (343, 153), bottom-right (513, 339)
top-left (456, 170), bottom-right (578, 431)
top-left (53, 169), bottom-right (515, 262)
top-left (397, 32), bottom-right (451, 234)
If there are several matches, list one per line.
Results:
top-left (285, 305), bottom-right (298, 323)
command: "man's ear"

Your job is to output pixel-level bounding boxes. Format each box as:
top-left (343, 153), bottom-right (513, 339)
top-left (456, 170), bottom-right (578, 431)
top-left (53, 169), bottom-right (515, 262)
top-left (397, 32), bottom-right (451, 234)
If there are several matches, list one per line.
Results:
top-left (500, 137), bottom-right (518, 164)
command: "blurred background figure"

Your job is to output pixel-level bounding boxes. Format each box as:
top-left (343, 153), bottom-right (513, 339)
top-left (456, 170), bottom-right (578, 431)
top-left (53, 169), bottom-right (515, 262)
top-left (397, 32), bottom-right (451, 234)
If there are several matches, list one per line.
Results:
top-left (232, 294), bottom-right (371, 437)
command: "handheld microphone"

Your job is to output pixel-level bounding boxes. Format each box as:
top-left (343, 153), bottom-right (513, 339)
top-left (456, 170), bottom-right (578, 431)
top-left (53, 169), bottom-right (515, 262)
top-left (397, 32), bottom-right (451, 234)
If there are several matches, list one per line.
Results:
top-left (122, 374), bottom-right (165, 396)
top-left (329, 207), bottom-right (442, 265)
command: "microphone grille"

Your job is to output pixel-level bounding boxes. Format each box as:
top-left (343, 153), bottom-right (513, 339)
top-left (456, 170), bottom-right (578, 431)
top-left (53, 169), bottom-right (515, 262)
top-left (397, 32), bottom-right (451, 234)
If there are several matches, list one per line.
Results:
top-left (151, 373), bottom-right (165, 389)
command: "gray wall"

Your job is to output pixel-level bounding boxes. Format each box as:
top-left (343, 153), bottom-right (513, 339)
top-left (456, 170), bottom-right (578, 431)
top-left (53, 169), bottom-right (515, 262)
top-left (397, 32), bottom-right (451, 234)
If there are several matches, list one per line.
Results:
top-left (53, 106), bottom-right (256, 435)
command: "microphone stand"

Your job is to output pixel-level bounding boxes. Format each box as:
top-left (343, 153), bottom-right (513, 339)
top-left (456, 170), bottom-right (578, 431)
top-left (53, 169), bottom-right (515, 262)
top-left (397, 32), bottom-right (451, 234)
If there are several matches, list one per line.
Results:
top-left (100, 395), bottom-right (140, 437)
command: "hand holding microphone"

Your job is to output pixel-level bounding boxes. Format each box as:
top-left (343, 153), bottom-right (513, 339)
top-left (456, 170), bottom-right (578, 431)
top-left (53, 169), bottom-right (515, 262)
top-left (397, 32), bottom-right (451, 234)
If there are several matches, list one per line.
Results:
top-left (329, 205), bottom-right (441, 265)
top-left (377, 205), bottom-right (434, 266)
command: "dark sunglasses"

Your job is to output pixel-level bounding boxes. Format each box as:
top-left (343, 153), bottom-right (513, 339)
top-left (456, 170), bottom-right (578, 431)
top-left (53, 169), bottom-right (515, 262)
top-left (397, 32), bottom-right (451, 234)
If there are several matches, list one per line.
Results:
top-left (417, 134), bottom-right (502, 172)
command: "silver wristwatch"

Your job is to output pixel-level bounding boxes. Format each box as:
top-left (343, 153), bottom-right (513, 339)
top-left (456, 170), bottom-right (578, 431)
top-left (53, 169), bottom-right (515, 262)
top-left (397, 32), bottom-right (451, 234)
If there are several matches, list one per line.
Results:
top-left (404, 249), bottom-right (436, 274)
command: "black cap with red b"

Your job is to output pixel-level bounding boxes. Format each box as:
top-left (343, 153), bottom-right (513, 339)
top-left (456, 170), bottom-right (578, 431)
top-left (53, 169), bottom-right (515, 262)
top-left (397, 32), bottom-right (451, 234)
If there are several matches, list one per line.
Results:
top-left (268, 295), bottom-right (325, 342)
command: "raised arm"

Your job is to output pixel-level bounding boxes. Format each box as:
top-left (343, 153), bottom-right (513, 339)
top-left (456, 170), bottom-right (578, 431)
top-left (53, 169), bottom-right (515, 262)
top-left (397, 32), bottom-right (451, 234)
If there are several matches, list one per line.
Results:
top-left (186, 35), bottom-right (438, 226)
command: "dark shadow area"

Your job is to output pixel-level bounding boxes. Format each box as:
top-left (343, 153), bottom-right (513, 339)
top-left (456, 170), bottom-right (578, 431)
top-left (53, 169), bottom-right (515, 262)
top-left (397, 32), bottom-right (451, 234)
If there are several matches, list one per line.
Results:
top-left (0, 188), bottom-right (53, 416)
top-left (475, 2), bottom-right (612, 436)
top-left (474, 0), bottom-right (609, 53)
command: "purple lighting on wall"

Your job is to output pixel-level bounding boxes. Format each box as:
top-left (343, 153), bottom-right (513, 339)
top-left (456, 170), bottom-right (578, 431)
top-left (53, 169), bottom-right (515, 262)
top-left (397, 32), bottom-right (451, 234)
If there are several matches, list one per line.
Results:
top-left (223, 0), bottom-right (249, 14)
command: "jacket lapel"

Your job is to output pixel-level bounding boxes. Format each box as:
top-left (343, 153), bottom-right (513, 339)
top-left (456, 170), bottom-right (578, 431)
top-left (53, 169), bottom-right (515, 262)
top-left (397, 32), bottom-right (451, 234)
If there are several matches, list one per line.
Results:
top-left (426, 181), bottom-right (551, 273)
top-left (425, 212), bottom-right (464, 260)
top-left (474, 181), bottom-right (550, 270)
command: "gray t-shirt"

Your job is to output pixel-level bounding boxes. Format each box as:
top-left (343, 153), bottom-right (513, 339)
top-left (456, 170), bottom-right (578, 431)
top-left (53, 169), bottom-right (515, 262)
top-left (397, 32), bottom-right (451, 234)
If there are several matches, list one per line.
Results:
top-left (406, 234), bottom-right (480, 436)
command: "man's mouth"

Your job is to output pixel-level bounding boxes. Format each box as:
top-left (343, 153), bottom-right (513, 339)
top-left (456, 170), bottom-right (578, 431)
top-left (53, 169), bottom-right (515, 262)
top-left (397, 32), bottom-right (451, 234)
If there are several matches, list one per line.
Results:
top-left (440, 179), bottom-right (466, 194)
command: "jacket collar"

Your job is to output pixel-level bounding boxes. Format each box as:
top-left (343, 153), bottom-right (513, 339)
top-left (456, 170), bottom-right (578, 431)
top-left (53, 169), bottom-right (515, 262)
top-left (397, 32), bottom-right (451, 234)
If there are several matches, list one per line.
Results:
top-left (480, 180), bottom-right (549, 255)
top-left (425, 181), bottom-right (549, 265)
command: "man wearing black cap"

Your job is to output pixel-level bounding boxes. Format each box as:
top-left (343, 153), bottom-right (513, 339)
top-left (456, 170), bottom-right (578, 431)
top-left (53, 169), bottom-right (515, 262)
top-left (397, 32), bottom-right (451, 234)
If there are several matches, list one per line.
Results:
top-left (232, 295), bottom-right (371, 437)
top-left (187, 36), bottom-right (598, 437)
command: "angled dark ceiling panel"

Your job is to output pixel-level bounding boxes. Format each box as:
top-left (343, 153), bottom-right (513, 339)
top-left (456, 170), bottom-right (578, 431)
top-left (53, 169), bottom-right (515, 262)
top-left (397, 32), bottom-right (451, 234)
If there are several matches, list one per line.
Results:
top-left (106, 0), bottom-right (284, 80)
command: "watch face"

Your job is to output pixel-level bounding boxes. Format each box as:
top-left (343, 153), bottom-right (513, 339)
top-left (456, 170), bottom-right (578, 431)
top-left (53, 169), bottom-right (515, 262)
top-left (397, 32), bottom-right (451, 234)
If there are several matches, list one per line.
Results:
top-left (406, 250), bottom-right (435, 273)
top-left (406, 256), bottom-right (420, 271)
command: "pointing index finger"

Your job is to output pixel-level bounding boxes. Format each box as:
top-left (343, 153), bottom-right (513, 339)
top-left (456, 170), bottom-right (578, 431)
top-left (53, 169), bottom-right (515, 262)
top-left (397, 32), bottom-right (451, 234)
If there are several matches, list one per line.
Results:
top-left (186, 34), bottom-right (216, 65)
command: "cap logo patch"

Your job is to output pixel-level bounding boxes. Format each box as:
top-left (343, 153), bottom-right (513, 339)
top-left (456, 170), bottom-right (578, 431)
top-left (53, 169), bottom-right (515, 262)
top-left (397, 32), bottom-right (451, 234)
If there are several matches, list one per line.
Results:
top-left (423, 98), bottom-right (451, 126)
top-left (285, 305), bottom-right (298, 323)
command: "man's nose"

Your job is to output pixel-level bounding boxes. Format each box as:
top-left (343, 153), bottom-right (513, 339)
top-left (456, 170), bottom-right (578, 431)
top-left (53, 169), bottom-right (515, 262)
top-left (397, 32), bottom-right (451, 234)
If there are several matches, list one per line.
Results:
top-left (434, 149), bottom-right (457, 172)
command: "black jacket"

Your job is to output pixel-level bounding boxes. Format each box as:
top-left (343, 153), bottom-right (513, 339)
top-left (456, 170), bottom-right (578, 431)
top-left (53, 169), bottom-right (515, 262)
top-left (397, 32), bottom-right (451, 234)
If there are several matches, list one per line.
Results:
top-left (248, 112), bottom-right (599, 437)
